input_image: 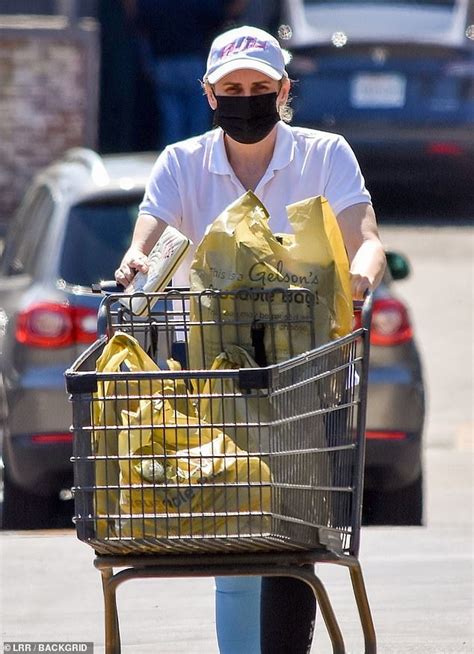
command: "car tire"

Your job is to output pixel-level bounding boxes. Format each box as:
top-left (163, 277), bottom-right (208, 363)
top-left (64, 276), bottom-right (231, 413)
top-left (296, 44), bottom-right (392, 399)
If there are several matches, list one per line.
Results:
top-left (362, 473), bottom-right (423, 526)
top-left (1, 465), bottom-right (61, 529)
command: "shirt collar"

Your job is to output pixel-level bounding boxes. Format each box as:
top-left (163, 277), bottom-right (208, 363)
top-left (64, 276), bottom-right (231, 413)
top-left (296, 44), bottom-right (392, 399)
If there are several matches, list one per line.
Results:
top-left (208, 122), bottom-right (295, 176)
top-left (208, 127), bottom-right (230, 175)
top-left (268, 122), bottom-right (296, 172)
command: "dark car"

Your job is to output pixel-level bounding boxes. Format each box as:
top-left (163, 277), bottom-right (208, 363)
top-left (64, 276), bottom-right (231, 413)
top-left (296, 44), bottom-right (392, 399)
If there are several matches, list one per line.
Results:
top-left (281, 0), bottom-right (474, 193)
top-left (0, 148), bottom-right (425, 529)
top-left (361, 251), bottom-right (425, 525)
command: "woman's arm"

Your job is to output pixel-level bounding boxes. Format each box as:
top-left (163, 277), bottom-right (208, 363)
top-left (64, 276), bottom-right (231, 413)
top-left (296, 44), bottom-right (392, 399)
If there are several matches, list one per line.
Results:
top-left (336, 202), bottom-right (386, 300)
top-left (115, 213), bottom-right (167, 285)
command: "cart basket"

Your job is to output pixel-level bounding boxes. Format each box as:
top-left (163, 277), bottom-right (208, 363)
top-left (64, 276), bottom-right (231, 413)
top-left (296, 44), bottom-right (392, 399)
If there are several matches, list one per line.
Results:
top-left (65, 287), bottom-right (372, 559)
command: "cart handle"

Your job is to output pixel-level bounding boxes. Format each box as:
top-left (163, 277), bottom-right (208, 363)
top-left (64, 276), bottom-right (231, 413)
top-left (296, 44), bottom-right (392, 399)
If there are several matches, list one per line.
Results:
top-left (92, 281), bottom-right (124, 295)
top-left (92, 281), bottom-right (125, 337)
top-left (354, 291), bottom-right (373, 333)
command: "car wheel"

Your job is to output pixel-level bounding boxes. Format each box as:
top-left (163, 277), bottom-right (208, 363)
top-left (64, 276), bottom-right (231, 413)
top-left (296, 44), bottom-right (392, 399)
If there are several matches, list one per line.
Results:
top-left (1, 465), bottom-right (60, 529)
top-left (362, 473), bottom-right (423, 526)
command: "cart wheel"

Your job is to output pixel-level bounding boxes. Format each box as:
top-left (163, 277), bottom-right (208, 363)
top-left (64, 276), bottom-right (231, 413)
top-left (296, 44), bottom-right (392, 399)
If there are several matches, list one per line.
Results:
top-left (1, 465), bottom-right (62, 529)
top-left (362, 473), bottom-right (423, 526)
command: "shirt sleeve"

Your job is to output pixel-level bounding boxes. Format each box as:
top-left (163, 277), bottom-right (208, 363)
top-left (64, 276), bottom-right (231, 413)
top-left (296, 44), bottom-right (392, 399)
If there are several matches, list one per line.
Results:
top-left (138, 147), bottom-right (183, 227)
top-left (323, 136), bottom-right (372, 216)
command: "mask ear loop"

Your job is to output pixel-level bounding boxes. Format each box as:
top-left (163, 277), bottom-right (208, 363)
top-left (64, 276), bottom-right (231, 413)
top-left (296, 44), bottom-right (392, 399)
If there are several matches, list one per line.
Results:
top-left (200, 78), bottom-right (216, 99)
top-left (201, 80), bottom-right (219, 123)
top-left (277, 77), bottom-right (293, 122)
top-left (208, 85), bottom-right (220, 127)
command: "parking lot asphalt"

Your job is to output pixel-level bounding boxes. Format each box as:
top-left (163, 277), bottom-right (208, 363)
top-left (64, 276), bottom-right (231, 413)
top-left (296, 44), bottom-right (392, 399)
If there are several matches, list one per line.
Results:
top-left (1, 447), bottom-right (472, 654)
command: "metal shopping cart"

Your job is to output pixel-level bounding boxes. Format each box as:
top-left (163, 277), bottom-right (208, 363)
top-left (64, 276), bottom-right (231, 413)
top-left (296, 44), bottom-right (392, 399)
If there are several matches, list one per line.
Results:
top-left (65, 286), bottom-right (376, 654)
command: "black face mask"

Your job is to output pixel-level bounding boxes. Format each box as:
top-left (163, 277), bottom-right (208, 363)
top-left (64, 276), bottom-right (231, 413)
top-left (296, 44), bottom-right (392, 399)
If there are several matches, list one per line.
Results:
top-left (213, 92), bottom-right (280, 144)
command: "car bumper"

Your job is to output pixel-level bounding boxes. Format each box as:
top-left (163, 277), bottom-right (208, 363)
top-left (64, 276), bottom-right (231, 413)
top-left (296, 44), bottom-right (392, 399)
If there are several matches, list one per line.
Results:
top-left (4, 384), bottom-right (73, 495)
top-left (366, 365), bottom-right (425, 432)
top-left (340, 126), bottom-right (474, 187)
top-left (295, 120), bottom-right (474, 186)
top-left (6, 370), bottom-right (71, 434)
top-left (3, 433), bottom-right (72, 496)
top-left (364, 364), bottom-right (425, 491)
top-left (364, 432), bottom-right (422, 491)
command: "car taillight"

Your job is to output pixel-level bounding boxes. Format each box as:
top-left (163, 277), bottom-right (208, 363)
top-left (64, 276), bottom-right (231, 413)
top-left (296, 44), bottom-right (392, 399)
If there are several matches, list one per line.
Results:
top-left (366, 430), bottom-right (407, 441)
top-left (426, 142), bottom-right (463, 156)
top-left (31, 433), bottom-right (73, 444)
top-left (354, 297), bottom-right (413, 346)
top-left (15, 302), bottom-right (97, 348)
top-left (371, 298), bottom-right (413, 346)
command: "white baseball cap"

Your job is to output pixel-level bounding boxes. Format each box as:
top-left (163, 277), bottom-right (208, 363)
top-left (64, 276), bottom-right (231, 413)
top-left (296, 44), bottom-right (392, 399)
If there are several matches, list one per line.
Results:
top-left (204, 26), bottom-right (288, 84)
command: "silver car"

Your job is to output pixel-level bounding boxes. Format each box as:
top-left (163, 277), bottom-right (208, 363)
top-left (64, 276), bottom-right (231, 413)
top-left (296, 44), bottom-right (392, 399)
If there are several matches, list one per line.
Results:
top-left (0, 148), bottom-right (425, 528)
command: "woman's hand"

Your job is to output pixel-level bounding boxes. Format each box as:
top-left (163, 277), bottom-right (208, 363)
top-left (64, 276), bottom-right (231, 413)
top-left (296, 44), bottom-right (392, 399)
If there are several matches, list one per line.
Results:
top-left (350, 272), bottom-right (372, 300)
top-left (115, 248), bottom-right (149, 286)
top-left (115, 213), bottom-right (168, 286)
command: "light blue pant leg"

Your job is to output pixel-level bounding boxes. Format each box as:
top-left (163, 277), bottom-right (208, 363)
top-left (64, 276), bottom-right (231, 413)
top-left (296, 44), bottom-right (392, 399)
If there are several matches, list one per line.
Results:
top-left (215, 576), bottom-right (261, 654)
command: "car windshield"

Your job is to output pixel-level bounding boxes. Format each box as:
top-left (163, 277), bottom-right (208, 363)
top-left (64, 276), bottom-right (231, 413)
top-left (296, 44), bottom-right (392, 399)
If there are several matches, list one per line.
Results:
top-left (59, 198), bottom-right (139, 287)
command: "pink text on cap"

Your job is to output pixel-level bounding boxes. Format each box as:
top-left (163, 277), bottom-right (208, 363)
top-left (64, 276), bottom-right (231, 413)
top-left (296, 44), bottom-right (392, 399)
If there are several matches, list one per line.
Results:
top-left (217, 37), bottom-right (269, 61)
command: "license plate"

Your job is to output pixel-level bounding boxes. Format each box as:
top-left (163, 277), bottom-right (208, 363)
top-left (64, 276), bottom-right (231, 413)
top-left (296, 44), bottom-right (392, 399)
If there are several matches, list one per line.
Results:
top-left (350, 73), bottom-right (406, 108)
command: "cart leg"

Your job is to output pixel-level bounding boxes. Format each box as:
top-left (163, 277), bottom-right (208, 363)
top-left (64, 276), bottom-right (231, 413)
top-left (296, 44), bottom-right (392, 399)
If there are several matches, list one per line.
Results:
top-left (295, 567), bottom-right (346, 654)
top-left (100, 567), bottom-right (121, 654)
top-left (349, 562), bottom-right (377, 654)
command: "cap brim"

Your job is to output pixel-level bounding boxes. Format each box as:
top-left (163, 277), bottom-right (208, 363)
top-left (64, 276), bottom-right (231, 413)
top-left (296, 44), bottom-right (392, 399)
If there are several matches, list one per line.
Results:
top-left (206, 59), bottom-right (284, 84)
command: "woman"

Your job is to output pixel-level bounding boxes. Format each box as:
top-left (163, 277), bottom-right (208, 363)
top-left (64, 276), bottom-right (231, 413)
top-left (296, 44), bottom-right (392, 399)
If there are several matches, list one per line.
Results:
top-left (116, 24), bottom-right (386, 654)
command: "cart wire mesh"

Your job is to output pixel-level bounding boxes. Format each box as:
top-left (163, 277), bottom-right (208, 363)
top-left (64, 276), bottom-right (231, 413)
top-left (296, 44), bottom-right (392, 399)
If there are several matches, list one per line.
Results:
top-left (66, 288), bottom-right (370, 558)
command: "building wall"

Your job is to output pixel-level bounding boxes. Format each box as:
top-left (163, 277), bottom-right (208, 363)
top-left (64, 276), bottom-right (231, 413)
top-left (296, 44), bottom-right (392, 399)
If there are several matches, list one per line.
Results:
top-left (0, 15), bottom-right (99, 230)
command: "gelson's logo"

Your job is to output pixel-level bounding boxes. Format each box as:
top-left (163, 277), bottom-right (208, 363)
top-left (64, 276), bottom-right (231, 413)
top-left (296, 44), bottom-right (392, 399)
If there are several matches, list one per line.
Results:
top-left (232, 288), bottom-right (315, 306)
top-left (248, 260), bottom-right (319, 287)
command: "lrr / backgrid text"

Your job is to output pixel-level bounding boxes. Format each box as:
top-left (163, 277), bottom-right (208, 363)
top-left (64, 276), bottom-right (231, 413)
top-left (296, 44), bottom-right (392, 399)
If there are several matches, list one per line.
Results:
top-left (3, 645), bottom-right (93, 653)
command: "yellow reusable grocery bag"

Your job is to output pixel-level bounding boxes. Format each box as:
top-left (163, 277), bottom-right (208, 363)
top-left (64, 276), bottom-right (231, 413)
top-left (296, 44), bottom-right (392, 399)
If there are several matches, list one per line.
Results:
top-left (197, 345), bottom-right (337, 541)
top-left (92, 332), bottom-right (160, 538)
top-left (92, 332), bottom-right (271, 540)
top-left (199, 345), bottom-right (270, 454)
top-left (118, 395), bottom-right (271, 539)
top-left (189, 191), bottom-right (352, 369)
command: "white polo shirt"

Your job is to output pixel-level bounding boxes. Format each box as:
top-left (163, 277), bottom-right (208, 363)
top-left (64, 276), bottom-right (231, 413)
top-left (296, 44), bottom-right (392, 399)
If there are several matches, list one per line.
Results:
top-left (139, 121), bottom-right (371, 286)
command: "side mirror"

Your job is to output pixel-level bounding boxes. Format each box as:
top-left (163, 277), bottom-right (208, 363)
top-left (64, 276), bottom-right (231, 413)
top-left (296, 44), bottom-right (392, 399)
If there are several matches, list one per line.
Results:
top-left (386, 250), bottom-right (410, 281)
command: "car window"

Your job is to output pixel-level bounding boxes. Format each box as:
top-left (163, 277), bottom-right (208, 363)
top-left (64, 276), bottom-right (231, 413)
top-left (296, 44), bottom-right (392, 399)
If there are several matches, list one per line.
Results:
top-left (297, 0), bottom-right (461, 42)
top-left (58, 198), bottom-right (139, 287)
top-left (0, 186), bottom-right (54, 276)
